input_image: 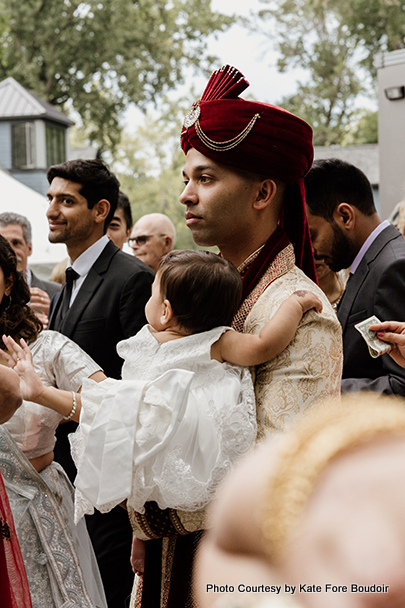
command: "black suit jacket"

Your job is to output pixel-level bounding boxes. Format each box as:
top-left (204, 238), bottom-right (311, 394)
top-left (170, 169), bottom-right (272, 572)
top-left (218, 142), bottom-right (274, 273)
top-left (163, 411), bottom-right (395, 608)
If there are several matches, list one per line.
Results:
top-left (30, 270), bottom-right (61, 298)
top-left (338, 223), bottom-right (405, 396)
top-left (49, 240), bottom-right (154, 378)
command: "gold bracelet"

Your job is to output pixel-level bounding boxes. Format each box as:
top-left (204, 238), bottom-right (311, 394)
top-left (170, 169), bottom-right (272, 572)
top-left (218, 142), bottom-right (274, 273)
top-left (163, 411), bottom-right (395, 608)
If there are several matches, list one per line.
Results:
top-left (63, 391), bottom-right (77, 421)
top-left (260, 393), bottom-right (405, 565)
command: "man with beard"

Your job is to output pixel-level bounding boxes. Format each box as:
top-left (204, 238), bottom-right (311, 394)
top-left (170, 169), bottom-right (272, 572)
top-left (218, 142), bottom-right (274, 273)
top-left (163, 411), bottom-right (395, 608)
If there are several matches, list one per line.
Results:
top-left (129, 65), bottom-right (342, 608)
top-left (305, 157), bottom-right (405, 395)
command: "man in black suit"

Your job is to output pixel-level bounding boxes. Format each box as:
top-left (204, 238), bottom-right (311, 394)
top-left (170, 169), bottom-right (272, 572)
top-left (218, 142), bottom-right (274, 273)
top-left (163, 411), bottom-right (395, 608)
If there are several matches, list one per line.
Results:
top-left (0, 212), bottom-right (61, 323)
top-left (47, 158), bottom-right (154, 608)
top-left (305, 158), bottom-right (405, 396)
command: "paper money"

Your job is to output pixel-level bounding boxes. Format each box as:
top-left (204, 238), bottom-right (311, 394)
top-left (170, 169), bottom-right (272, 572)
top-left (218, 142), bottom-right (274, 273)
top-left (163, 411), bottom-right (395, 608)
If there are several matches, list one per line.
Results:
top-left (354, 315), bottom-right (393, 359)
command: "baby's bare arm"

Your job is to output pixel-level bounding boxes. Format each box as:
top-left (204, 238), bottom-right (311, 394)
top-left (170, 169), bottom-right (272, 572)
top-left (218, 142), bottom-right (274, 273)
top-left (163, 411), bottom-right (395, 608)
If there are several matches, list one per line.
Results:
top-left (292, 290), bottom-right (323, 314)
top-left (218, 291), bottom-right (322, 366)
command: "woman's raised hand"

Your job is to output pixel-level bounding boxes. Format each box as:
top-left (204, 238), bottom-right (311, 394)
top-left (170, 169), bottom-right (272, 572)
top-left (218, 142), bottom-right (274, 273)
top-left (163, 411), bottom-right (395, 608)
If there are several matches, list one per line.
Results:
top-left (1, 336), bottom-right (45, 402)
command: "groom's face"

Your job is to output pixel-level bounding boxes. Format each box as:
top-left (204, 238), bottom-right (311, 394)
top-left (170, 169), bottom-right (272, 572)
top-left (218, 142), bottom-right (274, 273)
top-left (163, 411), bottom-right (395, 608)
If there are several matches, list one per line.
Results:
top-left (179, 148), bottom-right (258, 251)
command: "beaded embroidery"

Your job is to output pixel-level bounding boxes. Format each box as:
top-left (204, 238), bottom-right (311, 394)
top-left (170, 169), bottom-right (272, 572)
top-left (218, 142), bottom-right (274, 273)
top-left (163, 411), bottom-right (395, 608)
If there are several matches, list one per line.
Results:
top-left (182, 100), bottom-right (260, 152)
top-left (232, 244), bottom-right (295, 333)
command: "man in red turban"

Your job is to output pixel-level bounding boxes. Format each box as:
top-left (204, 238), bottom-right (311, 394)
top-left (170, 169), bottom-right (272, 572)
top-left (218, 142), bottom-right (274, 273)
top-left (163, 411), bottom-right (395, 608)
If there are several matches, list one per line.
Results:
top-left (131, 66), bottom-right (343, 608)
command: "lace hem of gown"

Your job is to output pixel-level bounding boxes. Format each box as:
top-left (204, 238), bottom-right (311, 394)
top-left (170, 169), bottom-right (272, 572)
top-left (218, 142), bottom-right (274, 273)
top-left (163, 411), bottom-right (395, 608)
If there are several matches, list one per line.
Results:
top-left (71, 337), bottom-right (257, 523)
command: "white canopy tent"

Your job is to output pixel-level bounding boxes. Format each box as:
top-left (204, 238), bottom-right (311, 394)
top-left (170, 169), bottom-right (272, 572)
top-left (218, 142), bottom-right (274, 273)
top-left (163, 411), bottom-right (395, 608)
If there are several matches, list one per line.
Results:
top-left (0, 167), bottom-right (67, 271)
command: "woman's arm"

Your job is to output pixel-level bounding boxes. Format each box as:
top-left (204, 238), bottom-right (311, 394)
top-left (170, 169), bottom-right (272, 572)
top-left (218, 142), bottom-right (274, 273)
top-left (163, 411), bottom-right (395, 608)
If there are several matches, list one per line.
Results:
top-left (1, 335), bottom-right (106, 422)
top-left (215, 291), bottom-right (322, 367)
top-left (0, 365), bottom-right (22, 423)
top-left (32, 385), bottom-right (82, 422)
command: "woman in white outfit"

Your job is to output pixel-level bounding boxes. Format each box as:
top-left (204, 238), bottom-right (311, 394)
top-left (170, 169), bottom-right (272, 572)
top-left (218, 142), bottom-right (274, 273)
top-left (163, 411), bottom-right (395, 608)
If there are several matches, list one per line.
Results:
top-left (0, 235), bottom-right (107, 608)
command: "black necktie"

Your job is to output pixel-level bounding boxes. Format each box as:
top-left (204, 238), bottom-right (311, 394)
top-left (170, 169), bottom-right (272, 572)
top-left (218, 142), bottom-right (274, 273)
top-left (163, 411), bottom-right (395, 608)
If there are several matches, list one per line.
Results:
top-left (57, 267), bottom-right (79, 323)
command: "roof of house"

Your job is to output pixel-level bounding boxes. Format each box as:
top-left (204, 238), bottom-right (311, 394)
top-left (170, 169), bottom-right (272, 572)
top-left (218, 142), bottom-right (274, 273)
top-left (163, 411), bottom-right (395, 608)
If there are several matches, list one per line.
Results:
top-left (0, 77), bottom-right (74, 126)
top-left (375, 48), bottom-right (405, 69)
top-left (314, 144), bottom-right (379, 185)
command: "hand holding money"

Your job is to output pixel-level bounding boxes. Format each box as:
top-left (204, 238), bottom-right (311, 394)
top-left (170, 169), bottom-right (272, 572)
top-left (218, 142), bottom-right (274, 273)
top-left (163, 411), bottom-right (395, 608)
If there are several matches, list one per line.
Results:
top-left (368, 320), bottom-right (405, 369)
top-left (355, 315), bottom-right (394, 359)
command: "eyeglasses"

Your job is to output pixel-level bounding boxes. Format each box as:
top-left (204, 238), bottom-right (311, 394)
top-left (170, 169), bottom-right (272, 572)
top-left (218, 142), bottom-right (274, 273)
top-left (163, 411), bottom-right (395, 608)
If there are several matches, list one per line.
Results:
top-left (128, 235), bottom-right (152, 246)
top-left (128, 234), bottom-right (166, 246)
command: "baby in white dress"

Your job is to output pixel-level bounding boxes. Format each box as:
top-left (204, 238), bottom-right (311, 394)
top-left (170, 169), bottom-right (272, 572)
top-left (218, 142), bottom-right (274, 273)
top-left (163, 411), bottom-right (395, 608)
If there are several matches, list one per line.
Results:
top-left (3, 250), bottom-right (322, 575)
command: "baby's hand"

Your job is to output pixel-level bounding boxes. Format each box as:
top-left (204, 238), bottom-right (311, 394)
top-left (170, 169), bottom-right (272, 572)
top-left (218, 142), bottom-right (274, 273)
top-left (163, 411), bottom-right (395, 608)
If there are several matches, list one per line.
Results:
top-left (292, 290), bottom-right (323, 314)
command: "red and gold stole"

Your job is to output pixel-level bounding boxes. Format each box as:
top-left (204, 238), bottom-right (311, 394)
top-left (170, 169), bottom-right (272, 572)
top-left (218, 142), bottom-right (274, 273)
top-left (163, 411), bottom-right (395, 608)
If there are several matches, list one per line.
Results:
top-left (232, 226), bottom-right (296, 332)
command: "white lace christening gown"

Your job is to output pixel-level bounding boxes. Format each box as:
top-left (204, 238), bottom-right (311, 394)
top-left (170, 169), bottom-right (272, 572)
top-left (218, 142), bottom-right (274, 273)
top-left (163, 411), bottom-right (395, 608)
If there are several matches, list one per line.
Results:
top-left (71, 325), bottom-right (257, 522)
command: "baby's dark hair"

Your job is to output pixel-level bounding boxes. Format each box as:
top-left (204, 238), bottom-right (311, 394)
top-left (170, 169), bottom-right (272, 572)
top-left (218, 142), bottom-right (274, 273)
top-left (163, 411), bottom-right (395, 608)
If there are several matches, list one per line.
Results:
top-left (158, 250), bottom-right (242, 334)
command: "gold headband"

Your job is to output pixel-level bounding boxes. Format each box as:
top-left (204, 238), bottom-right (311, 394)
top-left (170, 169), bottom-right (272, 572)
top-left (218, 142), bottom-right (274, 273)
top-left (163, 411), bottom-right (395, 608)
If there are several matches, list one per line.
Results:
top-left (260, 394), bottom-right (405, 564)
top-left (181, 101), bottom-right (260, 152)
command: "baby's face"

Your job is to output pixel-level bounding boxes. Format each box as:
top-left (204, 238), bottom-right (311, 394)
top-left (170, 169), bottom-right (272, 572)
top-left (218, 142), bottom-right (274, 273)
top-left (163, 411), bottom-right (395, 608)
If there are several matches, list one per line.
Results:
top-left (145, 274), bottom-right (165, 330)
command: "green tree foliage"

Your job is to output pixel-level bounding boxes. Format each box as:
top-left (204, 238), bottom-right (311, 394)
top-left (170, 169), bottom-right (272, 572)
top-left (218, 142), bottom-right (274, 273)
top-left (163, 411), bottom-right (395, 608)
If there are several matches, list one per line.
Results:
top-left (111, 94), bottom-right (205, 250)
top-left (254, 0), bottom-right (405, 145)
top-left (333, 0), bottom-right (405, 73)
top-left (256, 0), bottom-right (369, 145)
top-left (0, 0), bottom-right (231, 151)
top-left (341, 109), bottom-right (378, 145)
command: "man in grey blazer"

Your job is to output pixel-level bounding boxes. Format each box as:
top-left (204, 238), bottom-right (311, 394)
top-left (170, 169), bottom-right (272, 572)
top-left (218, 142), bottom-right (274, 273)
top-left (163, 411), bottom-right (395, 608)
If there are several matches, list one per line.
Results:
top-left (305, 158), bottom-right (405, 396)
top-left (47, 158), bottom-right (154, 608)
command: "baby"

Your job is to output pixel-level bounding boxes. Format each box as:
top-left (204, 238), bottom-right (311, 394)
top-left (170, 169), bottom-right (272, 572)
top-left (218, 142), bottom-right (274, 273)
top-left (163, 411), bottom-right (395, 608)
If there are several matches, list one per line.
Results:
top-left (3, 250), bottom-right (322, 575)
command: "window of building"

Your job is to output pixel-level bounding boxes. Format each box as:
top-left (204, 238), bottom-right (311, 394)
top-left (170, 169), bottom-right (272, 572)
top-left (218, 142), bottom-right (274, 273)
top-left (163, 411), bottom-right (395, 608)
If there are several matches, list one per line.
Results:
top-left (11, 122), bottom-right (36, 169)
top-left (46, 124), bottom-right (66, 167)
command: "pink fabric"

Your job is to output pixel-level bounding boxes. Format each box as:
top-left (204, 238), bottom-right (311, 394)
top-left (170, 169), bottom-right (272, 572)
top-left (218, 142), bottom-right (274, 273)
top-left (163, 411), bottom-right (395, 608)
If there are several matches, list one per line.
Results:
top-left (0, 472), bottom-right (32, 608)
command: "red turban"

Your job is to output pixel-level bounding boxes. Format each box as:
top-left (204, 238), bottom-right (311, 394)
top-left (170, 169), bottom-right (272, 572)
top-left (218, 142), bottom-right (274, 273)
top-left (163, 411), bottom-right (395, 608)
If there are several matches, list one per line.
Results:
top-left (181, 98), bottom-right (313, 184)
top-left (180, 65), bottom-right (317, 282)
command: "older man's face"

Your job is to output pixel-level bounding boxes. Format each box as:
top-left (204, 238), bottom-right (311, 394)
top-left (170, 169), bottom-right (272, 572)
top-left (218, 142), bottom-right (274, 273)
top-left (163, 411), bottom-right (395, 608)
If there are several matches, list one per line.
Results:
top-left (0, 224), bottom-right (32, 273)
top-left (130, 221), bottom-right (169, 272)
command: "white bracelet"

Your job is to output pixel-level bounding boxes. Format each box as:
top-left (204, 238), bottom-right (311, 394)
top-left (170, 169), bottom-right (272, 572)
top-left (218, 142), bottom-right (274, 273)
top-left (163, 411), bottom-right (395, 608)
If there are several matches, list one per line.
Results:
top-left (64, 392), bottom-right (77, 421)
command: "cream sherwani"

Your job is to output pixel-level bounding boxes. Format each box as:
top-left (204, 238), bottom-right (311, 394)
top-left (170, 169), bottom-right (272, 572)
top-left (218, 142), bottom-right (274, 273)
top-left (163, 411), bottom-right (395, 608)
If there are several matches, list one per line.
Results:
top-left (243, 244), bottom-right (342, 439)
top-left (129, 244), bottom-right (342, 608)
top-left (130, 245), bottom-right (342, 539)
